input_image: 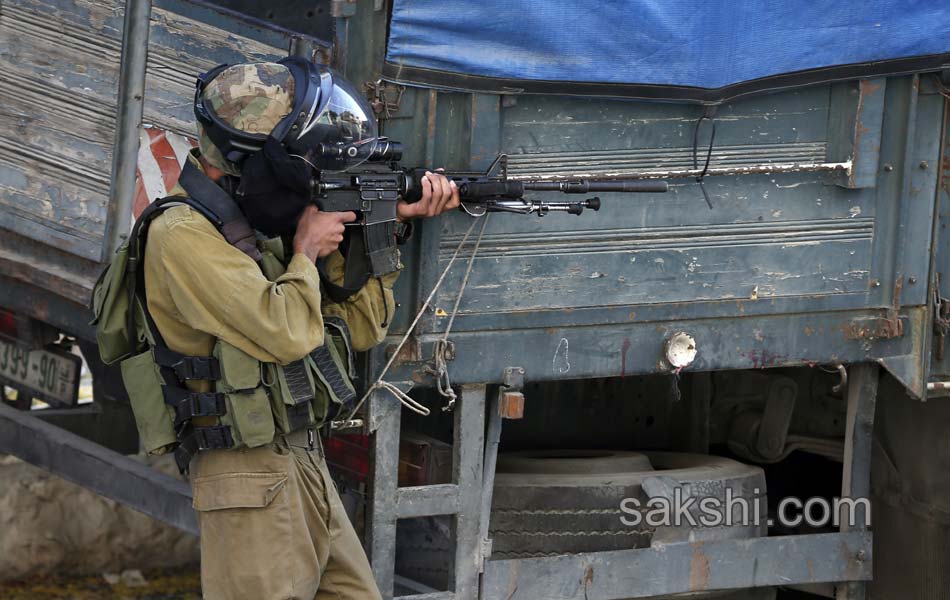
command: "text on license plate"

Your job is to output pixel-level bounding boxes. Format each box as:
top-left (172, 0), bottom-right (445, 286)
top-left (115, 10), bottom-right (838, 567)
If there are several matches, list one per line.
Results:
top-left (0, 341), bottom-right (80, 406)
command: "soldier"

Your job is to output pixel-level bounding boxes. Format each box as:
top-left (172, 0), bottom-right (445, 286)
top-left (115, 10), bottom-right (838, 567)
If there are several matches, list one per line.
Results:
top-left (141, 60), bottom-right (459, 599)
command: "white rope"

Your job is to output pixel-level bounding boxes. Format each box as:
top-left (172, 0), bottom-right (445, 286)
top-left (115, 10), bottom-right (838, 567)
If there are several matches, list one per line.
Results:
top-left (342, 216), bottom-right (484, 421)
top-left (434, 214), bottom-right (491, 411)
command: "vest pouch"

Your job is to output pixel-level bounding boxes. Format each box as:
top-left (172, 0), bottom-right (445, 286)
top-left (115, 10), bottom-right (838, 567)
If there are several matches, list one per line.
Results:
top-left (268, 360), bottom-right (316, 434)
top-left (304, 354), bottom-right (332, 426)
top-left (213, 341), bottom-right (276, 448)
top-left (306, 337), bottom-right (355, 424)
top-left (91, 245), bottom-right (138, 365)
top-left (120, 350), bottom-right (176, 455)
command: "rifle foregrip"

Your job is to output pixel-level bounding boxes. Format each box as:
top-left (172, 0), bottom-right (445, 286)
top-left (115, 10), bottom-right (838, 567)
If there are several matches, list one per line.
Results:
top-left (402, 169), bottom-right (525, 202)
top-left (401, 168), bottom-right (430, 203)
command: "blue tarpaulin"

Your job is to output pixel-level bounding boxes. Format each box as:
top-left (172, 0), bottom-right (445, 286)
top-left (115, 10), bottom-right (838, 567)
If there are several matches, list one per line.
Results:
top-left (384, 1), bottom-right (950, 101)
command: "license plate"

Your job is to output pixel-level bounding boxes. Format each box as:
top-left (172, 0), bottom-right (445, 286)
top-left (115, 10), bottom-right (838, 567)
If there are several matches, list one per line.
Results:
top-left (0, 341), bottom-right (81, 406)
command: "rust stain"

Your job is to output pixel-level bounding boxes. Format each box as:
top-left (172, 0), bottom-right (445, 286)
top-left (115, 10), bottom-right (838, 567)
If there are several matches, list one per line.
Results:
top-left (499, 391), bottom-right (525, 419)
top-left (803, 326), bottom-right (816, 336)
top-left (426, 89), bottom-right (438, 142)
top-left (892, 277), bottom-right (903, 310)
top-left (621, 338), bottom-right (631, 378)
top-left (860, 79), bottom-right (882, 95)
top-left (688, 543), bottom-right (710, 591)
top-left (940, 101), bottom-right (950, 195)
top-left (390, 337), bottom-right (421, 366)
top-left (842, 315), bottom-right (903, 340)
top-left (941, 152), bottom-right (950, 195)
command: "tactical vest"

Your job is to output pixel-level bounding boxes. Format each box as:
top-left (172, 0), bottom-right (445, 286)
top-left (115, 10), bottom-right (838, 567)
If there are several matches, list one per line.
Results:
top-left (91, 161), bottom-right (357, 473)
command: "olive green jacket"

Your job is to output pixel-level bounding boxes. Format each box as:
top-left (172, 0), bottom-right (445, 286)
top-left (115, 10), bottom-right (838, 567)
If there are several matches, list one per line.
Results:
top-left (143, 158), bottom-right (400, 380)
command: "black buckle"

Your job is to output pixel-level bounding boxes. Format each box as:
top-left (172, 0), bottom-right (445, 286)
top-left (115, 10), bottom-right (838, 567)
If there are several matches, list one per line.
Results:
top-left (153, 347), bottom-right (221, 381)
top-left (286, 400), bottom-right (313, 432)
top-left (163, 387), bottom-right (228, 427)
top-left (194, 425), bottom-right (234, 450)
top-left (176, 356), bottom-right (220, 381)
top-left (191, 392), bottom-right (227, 418)
top-left (172, 424), bottom-right (234, 475)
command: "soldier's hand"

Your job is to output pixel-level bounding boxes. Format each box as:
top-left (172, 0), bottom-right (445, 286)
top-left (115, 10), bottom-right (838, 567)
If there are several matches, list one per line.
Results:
top-left (293, 206), bottom-right (357, 261)
top-left (397, 170), bottom-right (461, 221)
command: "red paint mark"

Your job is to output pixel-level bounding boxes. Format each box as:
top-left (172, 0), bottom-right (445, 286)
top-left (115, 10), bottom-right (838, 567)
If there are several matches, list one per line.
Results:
top-left (133, 128), bottom-right (198, 220)
top-left (132, 167), bottom-right (148, 219)
top-left (0, 309), bottom-right (16, 337)
top-left (621, 338), bottom-right (631, 378)
top-left (742, 349), bottom-right (786, 369)
top-left (147, 128), bottom-right (184, 194)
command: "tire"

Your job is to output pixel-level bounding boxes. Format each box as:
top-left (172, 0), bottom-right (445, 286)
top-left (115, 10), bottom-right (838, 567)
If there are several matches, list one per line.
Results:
top-left (490, 450), bottom-right (766, 557)
top-left (395, 450), bottom-right (768, 595)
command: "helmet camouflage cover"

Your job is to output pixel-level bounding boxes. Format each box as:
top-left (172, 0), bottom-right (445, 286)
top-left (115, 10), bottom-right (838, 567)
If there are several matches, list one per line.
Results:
top-left (196, 62), bottom-right (295, 175)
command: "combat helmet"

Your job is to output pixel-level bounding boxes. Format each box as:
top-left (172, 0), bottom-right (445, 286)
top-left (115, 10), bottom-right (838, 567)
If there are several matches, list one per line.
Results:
top-left (195, 57), bottom-right (379, 174)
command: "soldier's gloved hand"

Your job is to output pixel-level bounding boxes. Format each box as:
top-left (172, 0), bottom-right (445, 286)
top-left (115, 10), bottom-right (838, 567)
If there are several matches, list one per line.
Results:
top-left (396, 170), bottom-right (461, 221)
top-left (293, 206), bottom-right (357, 262)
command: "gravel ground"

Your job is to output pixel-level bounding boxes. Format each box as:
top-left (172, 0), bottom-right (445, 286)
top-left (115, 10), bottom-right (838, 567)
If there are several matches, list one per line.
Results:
top-left (0, 566), bottom-right (201, 600)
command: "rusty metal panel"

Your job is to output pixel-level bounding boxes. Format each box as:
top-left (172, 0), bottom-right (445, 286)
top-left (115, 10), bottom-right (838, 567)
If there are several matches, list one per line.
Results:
top-left (480, 532), bottom-right (871, 600)
top-left (827, 79), bottom-right (887, 190)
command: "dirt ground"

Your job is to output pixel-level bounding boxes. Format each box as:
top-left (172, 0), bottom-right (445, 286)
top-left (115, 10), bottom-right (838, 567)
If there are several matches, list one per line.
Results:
top-left (0, 566), bottom-right (202, 600)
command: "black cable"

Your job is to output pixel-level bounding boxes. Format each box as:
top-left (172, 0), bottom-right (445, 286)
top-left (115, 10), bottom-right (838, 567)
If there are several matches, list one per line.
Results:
top-left (692, 106), bottom-right (718, 209)
top-left (378, 277), bottom-right (390, 328)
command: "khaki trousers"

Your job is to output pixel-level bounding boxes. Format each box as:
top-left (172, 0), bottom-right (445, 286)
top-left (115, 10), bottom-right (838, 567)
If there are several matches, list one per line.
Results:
top-left (190, 430), bottom-right (382, 600)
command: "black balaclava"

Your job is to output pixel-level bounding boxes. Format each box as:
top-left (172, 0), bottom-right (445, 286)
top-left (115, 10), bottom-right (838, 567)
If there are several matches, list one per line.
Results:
top-left (235, 136), bottom-right (312, 237)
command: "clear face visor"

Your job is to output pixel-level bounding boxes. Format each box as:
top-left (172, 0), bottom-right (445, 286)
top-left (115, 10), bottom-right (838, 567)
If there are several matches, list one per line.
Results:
top-left (295, 70), bottom-right (380, 172)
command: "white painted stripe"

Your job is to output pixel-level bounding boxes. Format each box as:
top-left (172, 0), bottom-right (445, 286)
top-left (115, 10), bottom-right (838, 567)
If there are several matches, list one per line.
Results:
top-left (136, 129), bottom-right (167, 201)
top-left (165, 130), bottom-right (197, 167)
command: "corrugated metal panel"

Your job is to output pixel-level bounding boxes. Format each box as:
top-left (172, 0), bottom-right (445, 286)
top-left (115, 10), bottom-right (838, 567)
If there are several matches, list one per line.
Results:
top-left (428, 88), bottom-right (877, 316)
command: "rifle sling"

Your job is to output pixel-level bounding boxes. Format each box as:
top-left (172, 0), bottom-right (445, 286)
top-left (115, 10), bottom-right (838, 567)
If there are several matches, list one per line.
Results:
top-left (178, 159), bottom-right (262, 262)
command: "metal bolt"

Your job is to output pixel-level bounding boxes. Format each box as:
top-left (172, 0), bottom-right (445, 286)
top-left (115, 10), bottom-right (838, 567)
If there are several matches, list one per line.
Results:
top-left (909, 276), bottom-right (918, 284)
top-left (871, 279), bottom-right (881, 288)
top-left (856, 550), bottom-right (867, 562)
top-left (883, 164), bottom-right (894, 172)
top-left (920, 161), bottom-right (929, 169)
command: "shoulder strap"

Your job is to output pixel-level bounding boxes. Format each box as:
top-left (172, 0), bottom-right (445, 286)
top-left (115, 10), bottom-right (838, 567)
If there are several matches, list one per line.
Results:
top-left (317, 227), bottom-right (371, 303)
top-left (178, 160), bottom-right (262, 262)
top-left (125, 197), bottom-right (185, 351)
top-left (124, 165), bottom-right (261, 352)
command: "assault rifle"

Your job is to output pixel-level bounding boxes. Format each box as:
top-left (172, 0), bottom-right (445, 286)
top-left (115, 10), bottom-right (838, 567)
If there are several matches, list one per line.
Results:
top-left (310, 139), bottom-right (668, 298)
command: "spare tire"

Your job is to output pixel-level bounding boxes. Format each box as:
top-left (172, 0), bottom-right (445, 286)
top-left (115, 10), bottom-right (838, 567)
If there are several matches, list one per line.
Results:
top-left (490, 450), bottom-right (766, 558)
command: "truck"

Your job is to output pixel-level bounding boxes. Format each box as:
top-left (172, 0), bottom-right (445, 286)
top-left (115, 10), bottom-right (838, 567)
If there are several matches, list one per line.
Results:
top-left (2, 0), bottom-right (949, 598)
